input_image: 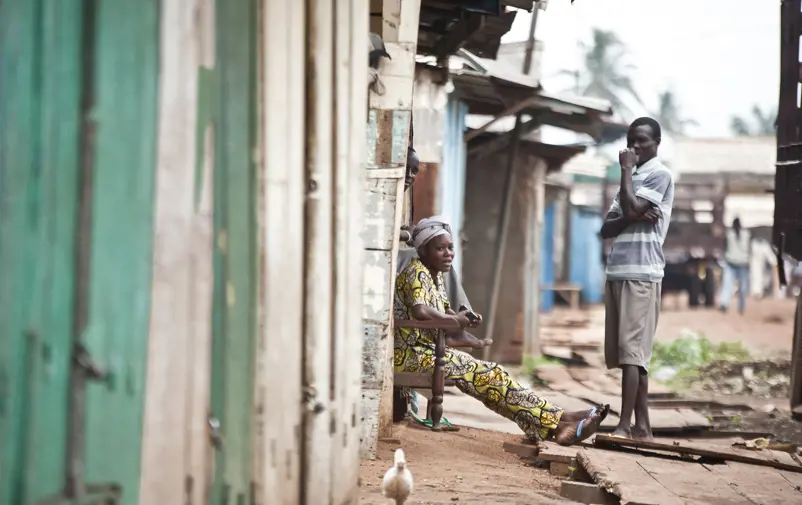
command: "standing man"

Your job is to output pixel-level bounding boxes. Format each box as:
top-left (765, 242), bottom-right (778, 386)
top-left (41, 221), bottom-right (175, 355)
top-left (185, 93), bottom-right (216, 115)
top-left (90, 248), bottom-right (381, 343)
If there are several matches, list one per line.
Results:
top-left (719, 217), bottom-right (751, 314)
top-left (600, 117), bottom-right (674, 440)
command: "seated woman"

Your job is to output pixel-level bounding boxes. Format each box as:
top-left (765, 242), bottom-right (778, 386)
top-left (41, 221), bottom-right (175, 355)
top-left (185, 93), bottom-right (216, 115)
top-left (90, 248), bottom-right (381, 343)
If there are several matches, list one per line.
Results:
top-left (397, 244), bottom-right (490, 349)
top-left (394, 216), bottom-right (609, 445)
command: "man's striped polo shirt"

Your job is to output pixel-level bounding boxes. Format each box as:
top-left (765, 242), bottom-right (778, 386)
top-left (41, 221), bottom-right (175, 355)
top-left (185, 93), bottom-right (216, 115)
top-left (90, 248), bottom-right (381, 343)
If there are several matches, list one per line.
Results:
top-left (605, 157), bottom-right (675, 283)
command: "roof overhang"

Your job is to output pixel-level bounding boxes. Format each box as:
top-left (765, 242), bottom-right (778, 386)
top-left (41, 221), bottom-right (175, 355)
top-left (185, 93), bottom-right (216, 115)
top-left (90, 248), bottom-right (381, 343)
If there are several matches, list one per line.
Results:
top-left (371, 0), bottom-right (537, 60)
top-left (469, 131), bottom-right (587, 172)
top-left (451, 69), bottom-right (614, 141)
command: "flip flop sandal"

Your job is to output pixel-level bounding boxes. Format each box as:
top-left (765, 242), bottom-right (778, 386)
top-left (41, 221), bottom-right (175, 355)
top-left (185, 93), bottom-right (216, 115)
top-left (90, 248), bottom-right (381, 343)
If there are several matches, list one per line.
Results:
top-left (558, 405), bottom-right (610, 446)
top-left (410, 412), bottom-right (460, 432)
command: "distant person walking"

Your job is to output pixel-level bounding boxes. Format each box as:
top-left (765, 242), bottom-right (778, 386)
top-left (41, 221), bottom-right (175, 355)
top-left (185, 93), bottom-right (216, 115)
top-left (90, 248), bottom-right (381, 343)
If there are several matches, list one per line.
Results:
top-left (600, 117), bottom-right (675, 440)
top-left (719, 217), bottom-right (751, 314)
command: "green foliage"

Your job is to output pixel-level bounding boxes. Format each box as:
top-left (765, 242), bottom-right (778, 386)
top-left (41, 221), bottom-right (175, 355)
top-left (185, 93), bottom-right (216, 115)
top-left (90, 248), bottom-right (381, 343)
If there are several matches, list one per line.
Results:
top-left (730, 104), bottom-right (776, 136)
top-left (523, 354), bottom-right (563, 383)
top-left (650, 331), bottom-right (751, 391)
top-left (651, 331), bottom-right (751, 372)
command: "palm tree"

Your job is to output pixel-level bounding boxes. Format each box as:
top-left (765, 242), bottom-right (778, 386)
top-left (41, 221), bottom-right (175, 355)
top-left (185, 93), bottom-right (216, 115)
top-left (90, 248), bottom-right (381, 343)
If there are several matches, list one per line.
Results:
top-left (653, 90), bottom-right (697, 136)
top-left (730, 105), bottom-right (776, 136)
top-left (562, 29), bottom-right (642, 118)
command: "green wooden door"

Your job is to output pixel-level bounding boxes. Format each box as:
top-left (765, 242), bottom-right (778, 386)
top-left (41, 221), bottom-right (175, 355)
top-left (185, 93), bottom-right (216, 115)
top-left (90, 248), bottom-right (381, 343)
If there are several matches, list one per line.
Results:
top-left (208, 0), bottom-right (259, 503)
top-left (0, 1), bottom-right (83, 504)
top-left (0, 2), bottom-right (159, 504)
top-left (80, 2), bottom-right (159, 504)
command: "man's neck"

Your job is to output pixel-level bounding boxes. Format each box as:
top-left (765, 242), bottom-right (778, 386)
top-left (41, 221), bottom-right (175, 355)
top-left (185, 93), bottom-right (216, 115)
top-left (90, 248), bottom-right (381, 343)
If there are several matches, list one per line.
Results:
top-left (636, 154), bottom-right (657, 168)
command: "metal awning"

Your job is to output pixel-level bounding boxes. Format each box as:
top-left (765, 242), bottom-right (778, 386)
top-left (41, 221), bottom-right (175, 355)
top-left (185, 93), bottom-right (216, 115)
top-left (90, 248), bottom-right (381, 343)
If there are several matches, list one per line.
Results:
top-left (468, 131), bottom-right (587, 171)
top-left (451, 68), bottom-right (614, 140)
top-left (370, 0), bottom-right (538, 59)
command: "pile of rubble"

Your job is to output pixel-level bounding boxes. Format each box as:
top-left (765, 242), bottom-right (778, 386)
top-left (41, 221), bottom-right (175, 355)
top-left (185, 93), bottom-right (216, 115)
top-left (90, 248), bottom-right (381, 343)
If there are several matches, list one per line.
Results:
top-left (694, 359), bottom-right (792, 398)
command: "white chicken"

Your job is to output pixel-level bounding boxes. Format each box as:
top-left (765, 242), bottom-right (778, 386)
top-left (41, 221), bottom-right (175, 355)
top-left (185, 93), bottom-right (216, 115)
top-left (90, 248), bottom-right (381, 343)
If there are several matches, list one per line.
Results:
top-left (381, 448), bottom-right (414, 505)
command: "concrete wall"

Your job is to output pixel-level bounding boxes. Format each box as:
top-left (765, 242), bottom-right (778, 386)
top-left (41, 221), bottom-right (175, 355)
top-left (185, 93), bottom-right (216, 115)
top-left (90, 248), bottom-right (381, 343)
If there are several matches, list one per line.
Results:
top-left (462, 151), bottom-right (536, 363)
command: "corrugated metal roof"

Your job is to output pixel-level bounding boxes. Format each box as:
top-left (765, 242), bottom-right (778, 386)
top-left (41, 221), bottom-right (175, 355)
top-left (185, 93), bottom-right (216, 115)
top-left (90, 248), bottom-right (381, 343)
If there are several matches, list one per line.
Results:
top-left (449, 49), bottom-right (614, 139)
top-left (411, 1), bottom-right (538, 59)
top-left (671, 136), bottom-right (776, 175)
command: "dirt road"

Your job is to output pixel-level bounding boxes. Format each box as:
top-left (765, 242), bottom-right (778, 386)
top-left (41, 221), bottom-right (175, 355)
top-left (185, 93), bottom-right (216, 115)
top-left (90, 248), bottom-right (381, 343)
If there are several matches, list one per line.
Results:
top-left (656, 296), bottom-right (796, 356)
top-left (358, 426), bottom-right (572, 504)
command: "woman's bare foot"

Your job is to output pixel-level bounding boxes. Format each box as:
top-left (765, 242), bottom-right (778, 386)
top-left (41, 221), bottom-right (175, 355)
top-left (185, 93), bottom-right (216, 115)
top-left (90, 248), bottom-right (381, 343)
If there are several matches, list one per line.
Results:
top-left (446, 332), bottom-right (493, 349)
top-left (631, 426), bottom-right (653, 441)
top-left (553, 405), bottom-right (610, 446)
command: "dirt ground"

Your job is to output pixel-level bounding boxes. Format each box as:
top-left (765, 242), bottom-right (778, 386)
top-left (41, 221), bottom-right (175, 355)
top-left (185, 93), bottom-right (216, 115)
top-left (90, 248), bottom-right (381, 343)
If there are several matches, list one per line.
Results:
top-left (358, 425), bottom-right (572, 505)
top-left (358, 297), bottom-right (801, 504)
top-left (656, 296), bottom-right (796, 357)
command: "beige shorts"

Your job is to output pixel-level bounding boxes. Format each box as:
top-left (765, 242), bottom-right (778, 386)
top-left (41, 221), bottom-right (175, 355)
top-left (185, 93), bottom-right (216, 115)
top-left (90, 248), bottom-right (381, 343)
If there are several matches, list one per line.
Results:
top-left (604, 280), bottom-right (661, 371)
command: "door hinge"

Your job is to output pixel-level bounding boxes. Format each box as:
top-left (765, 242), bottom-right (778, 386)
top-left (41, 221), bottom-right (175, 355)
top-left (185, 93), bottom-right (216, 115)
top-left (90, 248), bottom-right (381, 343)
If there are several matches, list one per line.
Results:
top-left (208, 415), bottom-right (224, 450)
top-left (73, 342), bottom-right (110, 383)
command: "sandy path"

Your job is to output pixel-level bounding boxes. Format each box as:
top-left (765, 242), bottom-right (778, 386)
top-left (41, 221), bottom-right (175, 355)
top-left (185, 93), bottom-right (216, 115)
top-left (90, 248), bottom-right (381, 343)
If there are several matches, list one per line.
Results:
top-left (358, 425), bottom-right (574, 504)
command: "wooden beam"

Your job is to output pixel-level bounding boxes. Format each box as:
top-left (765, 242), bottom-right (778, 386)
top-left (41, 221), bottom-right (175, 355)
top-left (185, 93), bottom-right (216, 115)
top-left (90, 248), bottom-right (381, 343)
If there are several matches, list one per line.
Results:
top-left (594, 434), bottom-right (802, 474)
top-left (504, 0), bottom-right (537, 11)
top-left (482, 7), bottom-right (540, 361)
top-left (464, 95), bottom-right (539, 142)
top-left (466, 116), bottom-right (540, 159)
top-left (435, 12), bottom-right (485, 59)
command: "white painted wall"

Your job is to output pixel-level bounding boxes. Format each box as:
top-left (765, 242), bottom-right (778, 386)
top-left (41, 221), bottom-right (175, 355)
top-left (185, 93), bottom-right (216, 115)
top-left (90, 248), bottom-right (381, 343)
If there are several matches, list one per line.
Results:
top-left (140, 2), bottom-right (215, 504)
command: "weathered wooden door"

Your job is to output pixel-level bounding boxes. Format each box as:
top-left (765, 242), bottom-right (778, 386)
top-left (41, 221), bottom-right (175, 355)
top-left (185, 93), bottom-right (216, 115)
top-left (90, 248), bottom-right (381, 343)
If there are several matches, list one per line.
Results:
top-left (0, 1), bottom-right (159, 504)
top-left (207, 0), bottom-right (259, 503)
top-left (0, 2), bottom-right (83, 504)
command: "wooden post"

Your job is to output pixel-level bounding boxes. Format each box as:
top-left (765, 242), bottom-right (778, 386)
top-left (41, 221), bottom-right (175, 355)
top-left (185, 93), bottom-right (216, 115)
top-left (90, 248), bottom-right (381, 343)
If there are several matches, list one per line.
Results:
top-left (483, 5), bottom-right (540, 361)
top-left (430, 333), bottom-right (446, 430)
top-left (523, 158), bottom-right (547, 359)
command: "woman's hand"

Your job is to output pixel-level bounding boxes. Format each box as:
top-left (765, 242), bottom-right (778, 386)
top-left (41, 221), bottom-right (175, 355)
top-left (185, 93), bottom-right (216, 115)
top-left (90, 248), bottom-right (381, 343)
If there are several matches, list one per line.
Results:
top-left (458, 310), bottom-right (482, 328)
top-left (453, 313), bottom-right (472, 329)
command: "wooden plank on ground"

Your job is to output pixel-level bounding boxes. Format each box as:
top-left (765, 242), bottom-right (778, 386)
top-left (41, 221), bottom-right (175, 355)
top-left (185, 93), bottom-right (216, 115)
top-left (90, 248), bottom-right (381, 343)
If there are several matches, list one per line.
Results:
top-left (580, 390), bottom-right (709, 430)
top-left (594, 434), bottom-right (802, 474)
top-left (559, 481), bottom-right (617, 504)
top-left (577, 449), bottom-right (683, 505)
top-left (648, 398), bottom-right (753, 411)
top-left (635, 457), bottom-right (755, 504)
top-left (545, 392), bottom-right (615, 415)
top-left (537, 442), bottom-right (584, 464)
top-left (535, 364), bottom-right (579, 390)
top-left (703, 461), bottom-right (802, 504)
top-left (502, 441), bottom-right (540, 459)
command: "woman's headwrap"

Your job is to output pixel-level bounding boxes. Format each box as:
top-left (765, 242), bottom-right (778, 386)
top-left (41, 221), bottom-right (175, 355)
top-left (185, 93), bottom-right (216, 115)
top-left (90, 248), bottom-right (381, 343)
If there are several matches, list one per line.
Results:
top-left (411, 216), bottom-right (452, 250)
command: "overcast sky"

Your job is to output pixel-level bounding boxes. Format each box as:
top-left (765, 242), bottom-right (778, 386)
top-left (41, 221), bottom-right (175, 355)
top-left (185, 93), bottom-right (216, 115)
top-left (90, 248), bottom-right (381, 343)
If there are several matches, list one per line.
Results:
top-left (501, 0), bottom-right (780, 138)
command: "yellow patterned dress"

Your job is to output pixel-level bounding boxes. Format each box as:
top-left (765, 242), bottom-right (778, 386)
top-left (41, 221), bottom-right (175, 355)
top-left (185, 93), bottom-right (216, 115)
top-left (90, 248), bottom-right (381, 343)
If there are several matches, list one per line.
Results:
top-left (393, 258), bottom-right (564, 440)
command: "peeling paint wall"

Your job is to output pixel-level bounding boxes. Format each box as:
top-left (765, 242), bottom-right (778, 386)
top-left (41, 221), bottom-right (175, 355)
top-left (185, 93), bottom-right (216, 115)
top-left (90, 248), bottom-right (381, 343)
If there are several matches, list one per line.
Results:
top-left (360, 0), bottom-right (421, 460)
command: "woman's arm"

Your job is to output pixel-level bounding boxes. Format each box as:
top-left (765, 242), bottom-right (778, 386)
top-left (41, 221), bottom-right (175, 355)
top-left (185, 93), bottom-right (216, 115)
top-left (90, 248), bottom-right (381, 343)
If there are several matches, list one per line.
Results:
top-left (411, 304), bottom-right (470, 328)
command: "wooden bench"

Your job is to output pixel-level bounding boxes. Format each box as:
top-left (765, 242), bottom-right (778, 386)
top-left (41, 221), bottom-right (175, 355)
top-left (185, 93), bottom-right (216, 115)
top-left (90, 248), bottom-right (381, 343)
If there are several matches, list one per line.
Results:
top-left (541, 283), bottom-right (581, 309)
top-left (393, 319), bottom-right (459, 431)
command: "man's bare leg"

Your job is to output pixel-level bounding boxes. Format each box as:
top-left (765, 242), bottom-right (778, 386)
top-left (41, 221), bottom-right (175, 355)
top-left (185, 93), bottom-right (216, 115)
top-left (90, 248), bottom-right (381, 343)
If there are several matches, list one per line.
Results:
top-left (612, 364), bottom-right (639, 438)
top-left (446, 331), bottom-right (492, 349)
top-left (632, 368), bottom-right (653, 440)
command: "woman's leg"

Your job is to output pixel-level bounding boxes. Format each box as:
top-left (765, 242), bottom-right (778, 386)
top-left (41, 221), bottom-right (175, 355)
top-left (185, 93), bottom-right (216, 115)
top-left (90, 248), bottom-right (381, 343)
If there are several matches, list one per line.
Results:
top-left (440, 348), bottom-right (606, 443)
top-left (394, 344), bottom-right (607, 443)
